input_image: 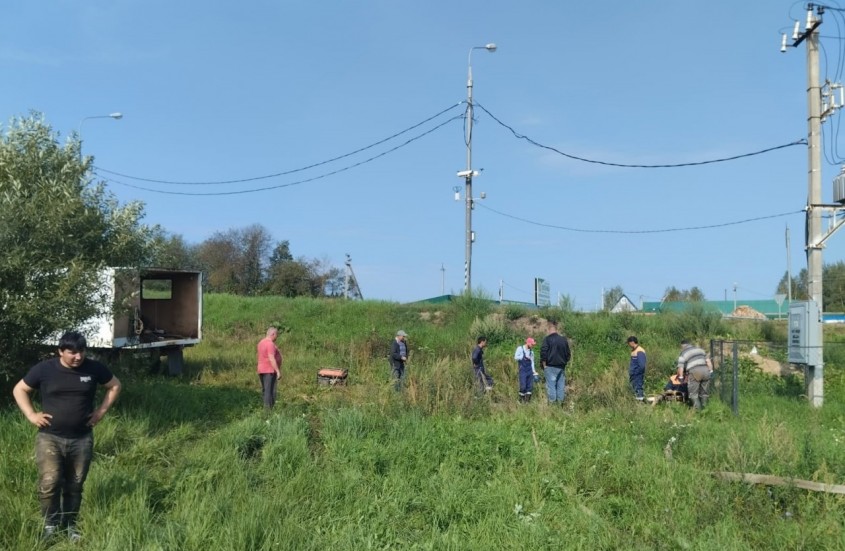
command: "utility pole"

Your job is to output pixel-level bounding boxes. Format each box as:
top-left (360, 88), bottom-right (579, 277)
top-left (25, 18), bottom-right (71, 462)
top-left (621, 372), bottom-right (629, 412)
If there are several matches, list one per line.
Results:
top-left (441, 263), bottom-right (445, 295)
top-left (733, 282), bottom-right (737, 313)
top-left (344, 254), bottom-right (363, 300)
top-left (805, 7), bottom-right (824, 407)
top-left (460, 43), bottom-right (496, 294)
top-left (783, 5), bottom-right (826, 406)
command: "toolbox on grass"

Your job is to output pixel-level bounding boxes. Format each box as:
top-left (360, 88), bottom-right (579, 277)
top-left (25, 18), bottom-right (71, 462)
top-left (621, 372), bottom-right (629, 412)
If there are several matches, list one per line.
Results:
top-left (317, 368), bottom-right (348, 386)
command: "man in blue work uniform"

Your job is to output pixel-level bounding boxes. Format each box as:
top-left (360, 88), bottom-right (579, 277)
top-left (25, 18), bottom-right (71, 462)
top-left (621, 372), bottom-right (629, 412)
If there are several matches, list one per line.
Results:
top-left (626, 336), bottom-right (647, 402)
top-left (514, 337), bottom-right (538, 402)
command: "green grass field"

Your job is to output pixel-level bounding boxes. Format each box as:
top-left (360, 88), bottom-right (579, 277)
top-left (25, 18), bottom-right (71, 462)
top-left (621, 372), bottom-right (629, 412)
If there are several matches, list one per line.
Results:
top-left (1, 295), bottom-right (844, 550)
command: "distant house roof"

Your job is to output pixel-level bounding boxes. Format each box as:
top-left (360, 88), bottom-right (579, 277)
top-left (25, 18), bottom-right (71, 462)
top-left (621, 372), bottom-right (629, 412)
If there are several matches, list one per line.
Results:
top-left (641, 299), bottom-right (791, 319)
top-left (610, 294), bottom-right (638, 313)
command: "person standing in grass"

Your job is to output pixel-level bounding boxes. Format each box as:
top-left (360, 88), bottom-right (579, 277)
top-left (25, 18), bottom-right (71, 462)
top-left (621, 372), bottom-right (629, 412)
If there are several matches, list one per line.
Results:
top-left (676, 339), bottom-right (712, 410)
top-left (256, 326), bottom-right (282, 408)
top-left (472, 336), bottom-right (493, 392)
top-left (626, 336), bottom-right (647, 402)
top-left (514, 337), bottom-right (538, 402)
top-left (390, 330), bottom-right (409, 390)
top-left (12, 331), bottom-right (121, 543)
top-left (541, 321), bottom-right (571, 405)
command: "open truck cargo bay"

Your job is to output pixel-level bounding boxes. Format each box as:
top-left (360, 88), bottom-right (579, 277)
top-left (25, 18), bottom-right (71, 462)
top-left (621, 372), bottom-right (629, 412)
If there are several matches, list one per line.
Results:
top-left (83, 268), bottom-right (203, 374)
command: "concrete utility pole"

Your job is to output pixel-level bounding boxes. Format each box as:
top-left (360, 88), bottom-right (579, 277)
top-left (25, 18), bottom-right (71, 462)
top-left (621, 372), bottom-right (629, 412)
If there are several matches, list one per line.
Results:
top-left (805, 8), bottom-right (824, 406)
top-left (783, 6), bottom-right (825, 406)
top-left (461, 43), bottom-right (496, 294)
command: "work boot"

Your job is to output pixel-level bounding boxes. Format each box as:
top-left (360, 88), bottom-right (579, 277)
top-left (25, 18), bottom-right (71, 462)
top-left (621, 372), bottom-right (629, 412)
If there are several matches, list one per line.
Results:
top-left (700, 396), bottom-right (708, 409)
top-left (691, 397), bottom-right (702, 410)
top-left (42, 525), bottom-right (58, 541)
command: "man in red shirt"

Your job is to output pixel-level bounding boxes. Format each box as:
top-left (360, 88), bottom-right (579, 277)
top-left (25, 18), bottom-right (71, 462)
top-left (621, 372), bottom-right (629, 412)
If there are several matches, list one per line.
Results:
top-left (256, 326), bottom-right (282, 408)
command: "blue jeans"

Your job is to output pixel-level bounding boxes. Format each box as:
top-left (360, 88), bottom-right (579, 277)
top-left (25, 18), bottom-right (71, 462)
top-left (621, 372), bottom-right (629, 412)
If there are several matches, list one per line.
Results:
top-left (544, 366), bottom-right (566, 403)
top-left (35, 432), bottom-right (94, 528)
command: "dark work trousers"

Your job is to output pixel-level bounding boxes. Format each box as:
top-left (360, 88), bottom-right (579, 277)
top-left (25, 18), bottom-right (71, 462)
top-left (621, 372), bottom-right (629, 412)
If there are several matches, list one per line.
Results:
top-left (35, 432), bottom-right (93, 528)
top-left (629, 366), bottom-right (645, 400)
top-left (474, 366), bottom-right (494, 391)
top-left (392, 362), bottom-right (405, 391)
top-left (518, 356), bottom-right (535, 400)
top-left (259, 373), bottom-right (278, 408)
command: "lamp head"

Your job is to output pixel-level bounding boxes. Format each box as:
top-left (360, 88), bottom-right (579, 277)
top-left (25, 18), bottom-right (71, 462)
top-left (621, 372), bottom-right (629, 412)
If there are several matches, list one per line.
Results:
top-left (485, 43), bottom-right (497, 52)
top-left (109, 112), bottom-right (123, 120)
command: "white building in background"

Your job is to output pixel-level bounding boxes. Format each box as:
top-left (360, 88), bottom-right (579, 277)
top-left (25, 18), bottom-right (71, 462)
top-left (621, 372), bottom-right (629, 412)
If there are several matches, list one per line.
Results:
top-left (610, 294), bottom-right (638, 313)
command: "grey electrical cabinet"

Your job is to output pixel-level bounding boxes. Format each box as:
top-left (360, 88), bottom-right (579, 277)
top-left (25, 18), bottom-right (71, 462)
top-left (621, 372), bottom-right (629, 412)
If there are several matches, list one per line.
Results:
top-left (788, 300), bottom-right (821, 365)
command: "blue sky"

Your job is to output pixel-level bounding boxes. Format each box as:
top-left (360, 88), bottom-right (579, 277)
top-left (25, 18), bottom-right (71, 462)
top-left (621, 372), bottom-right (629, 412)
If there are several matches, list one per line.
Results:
top-left (4, 1), bottom-right (844, 308)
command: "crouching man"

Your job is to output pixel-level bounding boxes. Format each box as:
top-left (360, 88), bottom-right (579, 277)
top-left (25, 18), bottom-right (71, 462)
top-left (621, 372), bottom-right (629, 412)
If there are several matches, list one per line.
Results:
top-left (12, 331), bottom-right (121, 542)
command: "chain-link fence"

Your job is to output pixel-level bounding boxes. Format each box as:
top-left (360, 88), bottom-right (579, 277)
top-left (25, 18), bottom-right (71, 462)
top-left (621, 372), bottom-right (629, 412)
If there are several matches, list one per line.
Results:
top-left (709, 339), bottom-right (792, 415)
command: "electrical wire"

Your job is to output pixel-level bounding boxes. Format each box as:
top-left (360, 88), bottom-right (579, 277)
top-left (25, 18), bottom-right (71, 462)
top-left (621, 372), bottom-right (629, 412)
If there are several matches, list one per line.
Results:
top-left (473, 103), bottom-right (807, 168)
top-left (99, 115), bottom-right (462, 196)
top-left (94, 103), bottom-right (463, 185)
top-left (475, 202), bottom-right (803, 234)
top-left (502, 280), bottom-right (532, 296)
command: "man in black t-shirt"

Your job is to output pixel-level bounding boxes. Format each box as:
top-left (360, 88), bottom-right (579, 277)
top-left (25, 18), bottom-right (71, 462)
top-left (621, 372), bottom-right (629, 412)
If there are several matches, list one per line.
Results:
top-left (12, 331), bottom-right (121, 542)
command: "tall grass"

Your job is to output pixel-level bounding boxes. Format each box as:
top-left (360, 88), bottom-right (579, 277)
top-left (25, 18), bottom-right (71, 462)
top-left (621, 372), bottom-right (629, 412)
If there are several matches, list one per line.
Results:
top-left (1, 295), bottom-right (844, 550)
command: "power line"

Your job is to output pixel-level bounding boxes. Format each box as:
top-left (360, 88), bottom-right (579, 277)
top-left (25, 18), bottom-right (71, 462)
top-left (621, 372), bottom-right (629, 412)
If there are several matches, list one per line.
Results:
top-left (94, 103), bottom-right (463, 185)
top-left (100, 115), bottom-right (462, 196)
top-left (475, 202), bottom-right (803, 234)
top-left (474, 102), bottom-right (807, 168)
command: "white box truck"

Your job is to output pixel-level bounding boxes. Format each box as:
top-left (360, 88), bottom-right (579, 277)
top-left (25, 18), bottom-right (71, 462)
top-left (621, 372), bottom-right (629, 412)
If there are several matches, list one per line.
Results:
top-left (81, 267), bottom-right (203, 374)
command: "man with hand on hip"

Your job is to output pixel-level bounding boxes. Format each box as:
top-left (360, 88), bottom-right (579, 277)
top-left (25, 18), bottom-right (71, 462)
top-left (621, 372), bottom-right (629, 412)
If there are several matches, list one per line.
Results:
top-left (12, 331), bottom-right (121, 542)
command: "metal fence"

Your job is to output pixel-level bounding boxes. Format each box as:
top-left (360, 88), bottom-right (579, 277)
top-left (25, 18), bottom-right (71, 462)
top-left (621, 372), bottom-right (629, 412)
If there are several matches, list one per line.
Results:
top-left (709, 339), bottom-right (790, 415)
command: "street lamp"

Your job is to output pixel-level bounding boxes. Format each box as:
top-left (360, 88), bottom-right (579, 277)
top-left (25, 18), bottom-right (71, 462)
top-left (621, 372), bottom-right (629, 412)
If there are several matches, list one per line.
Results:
top-left (460, 43), bottom-right (496, 294)
top-left (78, 112), bottom-right (123, 135)
top-left (78, 112), bottom-right (123, 158)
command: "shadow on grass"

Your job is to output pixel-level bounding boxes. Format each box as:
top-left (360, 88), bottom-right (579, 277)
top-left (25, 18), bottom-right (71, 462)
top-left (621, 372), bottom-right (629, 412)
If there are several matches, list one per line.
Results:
top-left (108, 358), bottom-right (257, 436)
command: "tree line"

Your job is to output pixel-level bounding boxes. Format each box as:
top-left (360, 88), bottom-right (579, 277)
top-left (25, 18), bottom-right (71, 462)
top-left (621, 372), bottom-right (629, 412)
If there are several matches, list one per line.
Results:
top-left (0, 114), bottom-right (347, 376)
top-left (152, 226), bottom-right (346, 297)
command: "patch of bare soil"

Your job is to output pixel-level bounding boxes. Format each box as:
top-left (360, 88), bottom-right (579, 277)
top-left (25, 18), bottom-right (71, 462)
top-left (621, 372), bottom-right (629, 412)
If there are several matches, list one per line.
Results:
top-left (731, 305), bottom-right (767, 320)
top-left (746, 353), bottom-right (801, 377)
top-left (507, 314), bottom-right (553, 337)
top-left (418, 310), bottom-right (446, 326)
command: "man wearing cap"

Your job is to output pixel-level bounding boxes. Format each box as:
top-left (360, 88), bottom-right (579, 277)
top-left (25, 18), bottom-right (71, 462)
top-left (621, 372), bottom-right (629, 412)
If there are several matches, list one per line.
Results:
top-left (626, 336), bottom-right (646, 402)
top-left (390, 330), bottom-right (409, 390)
top-left (676, 340), bottom-right (712, 410)
top-left (514, 337), bottom-right (538, 402)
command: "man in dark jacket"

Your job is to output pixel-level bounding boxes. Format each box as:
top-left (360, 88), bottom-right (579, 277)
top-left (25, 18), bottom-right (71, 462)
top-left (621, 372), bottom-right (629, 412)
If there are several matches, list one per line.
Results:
top-left (540, 320), bottom-right (572, 404)
top-left (472, 336), bottom-right (492, 392)
top-left (390, 330), bottom-right (409, 390)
